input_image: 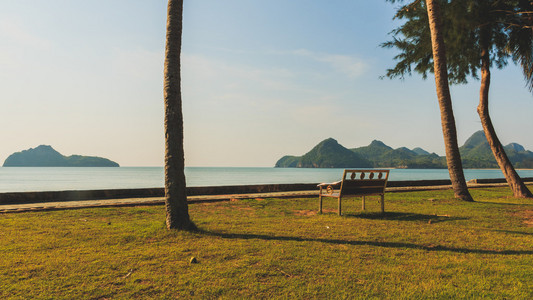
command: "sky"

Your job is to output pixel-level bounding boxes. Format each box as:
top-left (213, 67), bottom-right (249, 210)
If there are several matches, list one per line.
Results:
top-left (1, 0), bottom-right (533, 167)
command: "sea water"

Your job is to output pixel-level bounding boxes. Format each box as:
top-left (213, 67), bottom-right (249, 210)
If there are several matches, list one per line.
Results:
top-left (1, 167), bottom-right (533, 193)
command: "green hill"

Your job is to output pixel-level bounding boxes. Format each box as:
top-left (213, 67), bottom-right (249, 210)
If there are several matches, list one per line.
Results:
top-left (352, 141), bottom-right (445, 169)
top-left (275, 138), bottom-right (372, 168)
top-left (3, 145), bottom-right (119, 167)
top-left (460, 131), bottom-right (533, 168)
top-left (274, 155), bottom-right (300, 168)
top-left (351, 140), bottom-right (392, 159)
top-left (275, 131), bottom-right (533, 169)
top-left (412, 147), bottom-right (430, 155)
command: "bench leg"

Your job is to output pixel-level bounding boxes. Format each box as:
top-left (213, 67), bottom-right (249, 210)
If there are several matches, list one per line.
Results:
top-left (380, 195), bottom-right (385, 213)
top-left (362, 196), bottom-right (366, 211)
top-left (338, 196), bottom-right (342, 216)
top-left (319, 194), bottom-right (323, 214)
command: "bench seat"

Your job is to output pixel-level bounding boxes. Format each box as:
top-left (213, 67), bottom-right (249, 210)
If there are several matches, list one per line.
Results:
top-left (318, 169), bottom-right (390, 215)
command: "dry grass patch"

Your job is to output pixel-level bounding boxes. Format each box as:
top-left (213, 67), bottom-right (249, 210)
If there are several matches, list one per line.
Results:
top-left (292, 208), bottom-right (337, 216)
top-left (516, 209), bottom-right (533, 227)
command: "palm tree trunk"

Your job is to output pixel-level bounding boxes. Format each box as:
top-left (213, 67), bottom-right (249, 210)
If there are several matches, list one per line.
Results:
top-left (426, 0), bottom-right (474, 202)
top-left (478, 33), bottom-right (532, 198)
top-left (164, 0), bottom-right (197, 230)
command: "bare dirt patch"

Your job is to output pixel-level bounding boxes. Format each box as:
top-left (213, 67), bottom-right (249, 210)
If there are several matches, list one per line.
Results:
top-left (516, 210), bottom-right (533, 227)
top-left (235, 206), bottom-right (254, 212)
top-left (195, 202), bottom-right (225, 210)
top-left (293, 209), bottom-right (337, 216)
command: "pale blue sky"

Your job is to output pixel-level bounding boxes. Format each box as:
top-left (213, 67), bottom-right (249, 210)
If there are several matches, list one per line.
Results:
top-left (1, 0), bottom-right (532, 167)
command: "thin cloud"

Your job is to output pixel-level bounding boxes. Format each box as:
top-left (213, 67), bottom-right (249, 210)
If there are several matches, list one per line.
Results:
top-left (292, 49), bottom-right (368, 78)
top-left (181, 53), bottom-right (306, 102)
top-left (0, 19), bottom-right (52, 50)
top-left (0, 19), bottom-right (53, 71)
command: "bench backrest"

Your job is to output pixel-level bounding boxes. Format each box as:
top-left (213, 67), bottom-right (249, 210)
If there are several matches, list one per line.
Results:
top-left (339, 169), bottom-right (390, 197)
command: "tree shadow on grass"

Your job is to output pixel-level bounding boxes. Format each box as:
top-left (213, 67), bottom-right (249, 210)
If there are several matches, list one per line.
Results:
top-left (199, 229), bottom-right (533, 256)
top-left (343, 212), bottom-right (467, 224)
top-left (491, 229), bottom-right (533, 236)
top-left (474, 200), bottom-right (533, 206)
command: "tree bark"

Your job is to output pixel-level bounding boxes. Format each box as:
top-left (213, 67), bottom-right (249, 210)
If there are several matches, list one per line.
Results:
top-left (426, 0), bottom-right (474, 202)
top-left (164, 0), bottom-right (197, 230)
top-left (477, 30), bottom-right (532, 198)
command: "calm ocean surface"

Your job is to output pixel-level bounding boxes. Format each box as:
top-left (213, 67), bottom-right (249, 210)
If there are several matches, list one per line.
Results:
top-left (1, 167), bottom-right (533, 193)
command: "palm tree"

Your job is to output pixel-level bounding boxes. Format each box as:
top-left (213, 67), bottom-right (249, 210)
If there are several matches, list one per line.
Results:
top-left (475, 0), bottom-right (533, 198)
top-left (163, 0), bottom-right (197, 230)
top-left (384, 0), bottom-right (474, 201)
top-left (508, 0), bottom-right (533, 91)
top-left (504, 2), bottom-right (533, 197)
top-left (384, 0), bottom-right (533, 198)
top-left (425, 0), bottom-right (474, 202)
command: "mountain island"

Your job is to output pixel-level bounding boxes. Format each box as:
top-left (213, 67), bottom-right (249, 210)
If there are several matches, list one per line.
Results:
top-left (275, 131), bottom-right (533, 169)
top-left (3, 145), bottom-right (119, 167)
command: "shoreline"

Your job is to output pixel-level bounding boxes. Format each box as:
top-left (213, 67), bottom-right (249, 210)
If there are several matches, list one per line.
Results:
top-left (0, 181), bottom-right (525, 213)
top-left (2, 177), bottom-right (532, 206)
top-left (3, 167), bottom-right (533, 194)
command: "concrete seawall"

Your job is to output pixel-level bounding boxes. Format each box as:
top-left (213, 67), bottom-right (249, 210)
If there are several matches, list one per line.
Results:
top-left (2, 184), bottom-right (316, 205)
top-left (3, 178), bottom-right (531, 205)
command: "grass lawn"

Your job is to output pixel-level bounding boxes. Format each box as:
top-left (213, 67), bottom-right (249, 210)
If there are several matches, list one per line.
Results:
top-left (1, 187), bottom-right (532, 299)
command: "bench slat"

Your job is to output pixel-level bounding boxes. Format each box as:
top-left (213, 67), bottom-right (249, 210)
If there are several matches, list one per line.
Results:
top-left (318, 169), bottom-right (390, 215)
top-left (342, 180), bottom-right (387, 188)
top-left (341, 187), bottom-right (385, 195)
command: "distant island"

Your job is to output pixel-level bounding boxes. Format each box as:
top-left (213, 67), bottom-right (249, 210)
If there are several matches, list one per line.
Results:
top-left (2, 145), bottom-right (119, 167)
top-left (275, 131), bottom-right (533, 169)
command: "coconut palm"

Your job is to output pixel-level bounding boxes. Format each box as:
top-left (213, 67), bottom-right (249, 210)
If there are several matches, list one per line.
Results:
top-left (384, 0), bottom-right (474, 201)
top-left (425, 0), bottom-right (474, 201)
top-left (384, 0), bottom-right (533, 198)
top-left (163, 0), bottom-right (197, 230)
top-left (474, 0), bottom-right (533, 198)
top-left (507, 0), bottom-right (533, 91)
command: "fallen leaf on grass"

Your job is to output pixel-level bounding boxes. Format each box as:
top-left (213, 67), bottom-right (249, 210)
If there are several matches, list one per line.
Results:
top-left (122, 269), bottom-right (134, 279)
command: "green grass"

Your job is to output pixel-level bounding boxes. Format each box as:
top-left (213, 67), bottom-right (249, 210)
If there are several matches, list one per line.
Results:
top-left (1, 187), bottom-right (532, 299)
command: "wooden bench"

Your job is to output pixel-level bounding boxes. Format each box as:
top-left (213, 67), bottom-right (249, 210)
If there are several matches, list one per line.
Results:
top-left (317, 169), bottom-right (390, 215)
